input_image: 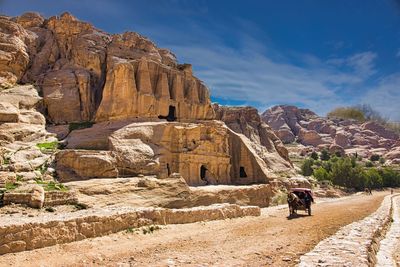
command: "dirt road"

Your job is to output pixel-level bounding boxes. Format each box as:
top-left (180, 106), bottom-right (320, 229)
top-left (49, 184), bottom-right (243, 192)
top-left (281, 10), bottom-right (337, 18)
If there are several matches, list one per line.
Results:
top-left (0, 191), bottom-right (388, 267)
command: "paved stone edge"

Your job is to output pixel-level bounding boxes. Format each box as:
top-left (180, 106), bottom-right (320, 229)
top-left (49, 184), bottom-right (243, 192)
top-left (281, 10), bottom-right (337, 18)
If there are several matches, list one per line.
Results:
top-left (376, 195), bottom-right (400, 266)
top-left (299, 194), bottom-right (396, 267)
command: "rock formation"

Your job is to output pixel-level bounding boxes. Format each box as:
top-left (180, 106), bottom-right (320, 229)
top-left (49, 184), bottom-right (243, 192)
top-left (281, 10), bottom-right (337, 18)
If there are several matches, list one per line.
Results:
top-left (1, 12), bottom-right (214, 123)
top-left (262, 105), bottom-right (400, 162)
top-left (56, 120), bottom-right (279, 185)
top-left (0, 12), bottom-right (298, 213)
top-left (213, 105), bottom-right (293, 171)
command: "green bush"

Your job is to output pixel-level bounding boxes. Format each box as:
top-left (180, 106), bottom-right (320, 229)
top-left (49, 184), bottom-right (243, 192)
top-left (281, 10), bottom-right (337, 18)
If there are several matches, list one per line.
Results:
top-left (302, 152), bottom-right (400, 191)
top-left (320, 149), bottom-right (330, 161)
top-left (313, 166), bottom-right (331, 181)
top-left (370, 154), bottom-right (380, 162)
top-left (310, 151), bottom-right (319, 160)
top-left (379, 167), bottom-right (400, 187)
top-left (365, 168), bottom-right (383, 189)
top-left (301, 158), bottom-right (314, 176)
top-left (36, 141), bottom-right (59, 151)
top-left (330, 157), bottom-right (353, 187)
top-left (365, 161), bottom-right (374, 167)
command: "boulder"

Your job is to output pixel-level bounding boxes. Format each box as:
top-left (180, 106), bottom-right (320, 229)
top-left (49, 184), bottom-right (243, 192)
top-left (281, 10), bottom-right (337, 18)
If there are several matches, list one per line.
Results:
top-left (3, 184), bottom-right (45, 208)
top-left (361, 121), bottom-right (398, 140)
top-left (56, 150), bottom-right (118, 182)
top-left (334, 132), bottom-right (350, 148)
top-left (297, 128), bottom-right (324, 146)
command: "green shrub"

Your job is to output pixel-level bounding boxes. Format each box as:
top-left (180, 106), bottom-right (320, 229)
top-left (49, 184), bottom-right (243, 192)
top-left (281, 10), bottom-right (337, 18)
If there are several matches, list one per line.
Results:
top-left (36, 141), bottom-right (59, 151)
top-left (320, 149), bottom-right (330, 161)
top-left (330, 157), bottom-right (353, 187)
top-left (379, 157), bottom-right (385, 164)
top-left (69, 121), bottom-right (94, 132)
top-left (379, 167), bottom-right (400, 187)
top-left (365, 161), bottom-right (374, 167)
top-left (310, 151), bottom-right (319, 160)
top-left (301, 158), bottom-right (314, 176)
top-left (35, 179), bottom-right (68, 192)
top-left (365, 168), bottom-right (383, 189)
top-left (370, 154), bottom-right (380, 162)
top-left (142, 225), bottom-right (161, 234)
top-left (313, 166), bottom-right (331, 181)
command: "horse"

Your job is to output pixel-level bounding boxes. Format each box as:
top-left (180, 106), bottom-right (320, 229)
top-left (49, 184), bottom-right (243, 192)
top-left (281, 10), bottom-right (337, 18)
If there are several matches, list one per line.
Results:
top-left (287, 192), bottom-right (302, 215)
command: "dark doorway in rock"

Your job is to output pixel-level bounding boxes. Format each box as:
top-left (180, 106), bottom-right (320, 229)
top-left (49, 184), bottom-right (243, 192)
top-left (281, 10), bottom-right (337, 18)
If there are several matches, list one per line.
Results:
top-left (200, 165), bottom-right (207, 180)
top-left (239, 166), bottom-right (247, 178)
top-left (167, 163), bottom-right (171, 176)
top-left (158, 105), bottom-right (177, 122)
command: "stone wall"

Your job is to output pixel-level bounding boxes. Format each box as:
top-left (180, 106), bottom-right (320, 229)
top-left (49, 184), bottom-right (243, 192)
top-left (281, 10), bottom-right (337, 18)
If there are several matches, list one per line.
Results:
top-left (0, 204), bottom-right (260, 255)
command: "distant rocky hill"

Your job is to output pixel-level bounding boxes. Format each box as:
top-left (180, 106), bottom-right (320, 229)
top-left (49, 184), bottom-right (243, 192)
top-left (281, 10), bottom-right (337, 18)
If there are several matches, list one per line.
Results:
top-left (261, 105), bottom-right (400, 164)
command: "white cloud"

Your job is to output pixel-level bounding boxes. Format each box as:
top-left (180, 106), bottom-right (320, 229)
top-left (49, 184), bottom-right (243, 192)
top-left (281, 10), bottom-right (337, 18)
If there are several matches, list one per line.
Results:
top-left (361, 73), bottom-right (400, 121)
top-left (134, 17), bottom-right (384, 117)
top-left (326, 51), bottom-right (377, 78)
top-left (168, 40), bottom-right (375, 116)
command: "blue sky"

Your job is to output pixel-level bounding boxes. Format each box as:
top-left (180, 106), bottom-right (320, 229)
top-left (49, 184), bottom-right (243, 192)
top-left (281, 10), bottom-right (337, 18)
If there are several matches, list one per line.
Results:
top-left (2, 0), bottom-right (400, 120)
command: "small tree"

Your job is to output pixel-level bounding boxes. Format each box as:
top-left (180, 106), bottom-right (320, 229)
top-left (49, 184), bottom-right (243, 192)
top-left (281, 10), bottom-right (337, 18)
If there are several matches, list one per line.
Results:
top-left (313, 166), bottom-right (331, 181)
top-left (365, 168), bottom-right (383, 189)
top-left (301, 158), bottom-right (314, 176)
top-left (310, 151), bottom-right (319, 160)
top-left (320, 149), bottom-right (330, 161)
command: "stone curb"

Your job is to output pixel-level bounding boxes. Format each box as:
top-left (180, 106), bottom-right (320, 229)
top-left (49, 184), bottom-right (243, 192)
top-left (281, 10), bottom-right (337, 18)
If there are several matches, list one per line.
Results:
top-left (0, 203), bottom-right (259, 255)
top-left (376, 195), bottom-right (400, 266)
top-left (299, 194), bottom-right (396, 267)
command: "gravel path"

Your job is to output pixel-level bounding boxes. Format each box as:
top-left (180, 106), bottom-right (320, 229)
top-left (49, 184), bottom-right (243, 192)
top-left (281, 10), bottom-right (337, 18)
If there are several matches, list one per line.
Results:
top-left (0, 191), bottom-right (387, 267)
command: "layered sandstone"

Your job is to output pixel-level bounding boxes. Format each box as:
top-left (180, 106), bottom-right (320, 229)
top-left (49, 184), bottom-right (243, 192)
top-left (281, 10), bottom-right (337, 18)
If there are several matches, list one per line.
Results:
top-left (1, 12), bottom-right (214, 123)
top-left (58, 120), bottom-right (275, 185)
top-left (262, 105), bottom-right (400, 161)
top-left (0, 203), bottom-right (260, 255)
top-left (214, 105), bottom-right (293, 173)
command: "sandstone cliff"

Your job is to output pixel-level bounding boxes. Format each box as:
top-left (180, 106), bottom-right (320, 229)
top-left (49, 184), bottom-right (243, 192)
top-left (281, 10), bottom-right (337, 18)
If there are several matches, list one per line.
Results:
top-left (214, 104), bottom-right (293, 172)
top-left (262, 105), bottom-right (400, 163)
top-left (0, 12), bottom-right (296, 192)
top-left (1, 12), bottom-right (214, 123)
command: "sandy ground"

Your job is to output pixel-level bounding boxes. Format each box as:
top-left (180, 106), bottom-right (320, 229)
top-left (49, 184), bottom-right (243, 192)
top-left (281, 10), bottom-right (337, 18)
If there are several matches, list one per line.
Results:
top-left (0, 191), bottom-right (388, 267)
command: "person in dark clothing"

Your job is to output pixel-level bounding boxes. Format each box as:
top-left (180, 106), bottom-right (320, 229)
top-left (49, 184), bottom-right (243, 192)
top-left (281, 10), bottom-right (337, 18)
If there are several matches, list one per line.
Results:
top-left (304, 191), bottom-right (314, 207)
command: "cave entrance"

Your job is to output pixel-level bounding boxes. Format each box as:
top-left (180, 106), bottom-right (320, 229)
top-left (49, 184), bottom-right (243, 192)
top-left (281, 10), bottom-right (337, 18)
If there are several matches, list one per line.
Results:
top-left (167, 163), bottom-right (171, 176)
top-left (239, 166), bottom-right (247, 178)
top-left (200, 165), bottom-right (207, 180)
top-left (158, 105), bottom-right (177, 122)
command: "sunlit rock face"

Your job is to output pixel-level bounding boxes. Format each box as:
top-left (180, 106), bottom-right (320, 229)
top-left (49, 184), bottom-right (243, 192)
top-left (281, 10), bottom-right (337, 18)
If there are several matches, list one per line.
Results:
top-left (0, 12), bottom-right (298, 189)
top-left (59, 120), bottom-right (278, 186)
top-left (1, 12), bottom-right (214, 124)
top-left (262, 105), bottom-right (400, 162)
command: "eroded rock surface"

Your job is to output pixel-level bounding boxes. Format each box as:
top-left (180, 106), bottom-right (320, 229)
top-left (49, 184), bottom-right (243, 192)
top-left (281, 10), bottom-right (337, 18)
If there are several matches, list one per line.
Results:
top-left (214, 105), bottom-right (293, 174)
top-left (59, 120), bottom-right (277, 185)
top-left (1, 12), bottom-right (214, 123)
top-left (262, 105), bottom-right (400, 162)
